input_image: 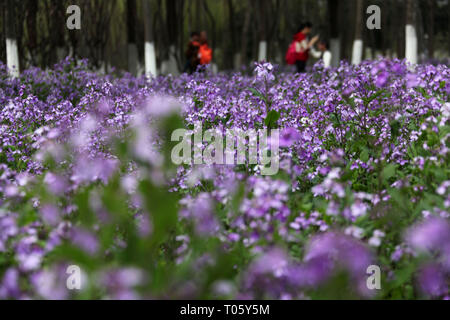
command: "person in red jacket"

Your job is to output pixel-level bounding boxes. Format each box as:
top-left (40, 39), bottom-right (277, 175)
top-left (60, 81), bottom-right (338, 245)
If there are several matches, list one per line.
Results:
top-left (294, 22), bottom-right (319, 73)
top-left (198, 31), bottom-right (213, 66)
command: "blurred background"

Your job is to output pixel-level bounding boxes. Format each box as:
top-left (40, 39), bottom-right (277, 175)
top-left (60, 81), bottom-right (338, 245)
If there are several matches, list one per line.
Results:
top-left (0, 0), bottom-right (449, 75)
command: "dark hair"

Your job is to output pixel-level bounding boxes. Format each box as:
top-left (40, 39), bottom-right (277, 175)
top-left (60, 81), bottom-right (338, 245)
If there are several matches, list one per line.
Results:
top-left (298, 22), bottom-right (313, 32)
top-left (190, 31), bottom-right (200, 38)
top-left (320, 40), bottom-right (329, 50)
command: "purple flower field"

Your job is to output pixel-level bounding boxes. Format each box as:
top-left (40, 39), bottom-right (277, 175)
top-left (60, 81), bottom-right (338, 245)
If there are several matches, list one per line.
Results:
top-left (0, 58), bottom-right (449, 299)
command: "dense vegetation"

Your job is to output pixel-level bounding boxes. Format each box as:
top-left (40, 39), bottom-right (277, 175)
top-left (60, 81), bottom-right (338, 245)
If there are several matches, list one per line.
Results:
top-left (0, 58), bottom-right (449, 299)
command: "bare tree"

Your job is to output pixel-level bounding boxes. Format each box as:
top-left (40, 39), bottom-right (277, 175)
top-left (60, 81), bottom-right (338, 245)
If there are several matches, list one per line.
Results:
top-left (127, 0), bottom-right (138, 75)
top-left (52, 0), bottom-right (67, 62)
top-left (162, 0), bottom-right (180, 75)
top-left (0, 2), bottom-right (4, 64)
top-left (381, 0), bottom-right (390, 56)
top-left (266, 0), bottom-right (282, 63)
top-left (195, 0), bottom-right (204, 31)
top-left (394, 0), bottom-right (405, 59)
top-left (328, 0), bottom-right (340, 67)
top-left (240, 7), bottom-right (252, 67)
top-left (5, 0), bottom-right (19, 77)
top-left (226, 0), bottom-right (237, 69)
top-left (68, 0), bottom-right (81, 63)
top-left (351, 0), bottom-right (364, 64)
top-left (426, 0), bottom-right (435, 59)
top-left (256, 0), bottom-right (268, 61)
top-left (202, 0), bottom-right (216, 50)
top-left (81, 0), bottom-right (116, 70)
top-left (340, 0), bottom-right (354, 62)
top-left (25, 0), bottom-right (38, 66)
top-left (405, 0), bottom-right (418, 64)
top-left (143, 0), bottom-right (157, 76)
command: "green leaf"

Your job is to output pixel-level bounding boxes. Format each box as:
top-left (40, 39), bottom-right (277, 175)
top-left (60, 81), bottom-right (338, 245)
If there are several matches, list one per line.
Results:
top-left (264, 110), bottom-right (280, 129)
top-left (247, 87), bottom-right (266, 103)
top-left (139, 179), bottom-right (178, 247)
top-left (382, 164), bottom-right (396, 181)
top-left (390, 120), bottom-right (401, 139)
top-left (360, 148), bottom-right (369, 162)
top-left (364, 90), bottom-right (384, 104)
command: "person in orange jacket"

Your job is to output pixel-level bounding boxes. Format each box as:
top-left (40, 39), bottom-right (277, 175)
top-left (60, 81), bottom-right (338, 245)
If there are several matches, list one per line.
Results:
top-left (198, 31), bottom-right (213, 66)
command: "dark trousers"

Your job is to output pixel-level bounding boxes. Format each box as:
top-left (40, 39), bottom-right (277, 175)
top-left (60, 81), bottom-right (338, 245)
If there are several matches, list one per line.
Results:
top-left (296, 60), bottom-right (306, 73)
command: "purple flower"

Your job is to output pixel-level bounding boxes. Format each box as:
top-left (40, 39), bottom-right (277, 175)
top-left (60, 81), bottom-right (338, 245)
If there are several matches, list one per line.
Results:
top-left (44, 173), bottom-right (68, 195)
top-left (70, 228), bottom-right (100, 255)
top-left (375, 71), bottom-right (389, 87)
top-left (279, 128), bottom-right (300, 148)
top-left (71, 156), bottom-right (118, 185)
top-left (0, 268), bottom-right (21, 299)
top-left (304, 232), bottom-right (373, 292)
top-left (254, 62), bottom-right (275, 82)
top-left (0, 215), bottom-right (18, 252)
top-left (15, 234), bottom-right (45, 272)
top-left (405, 217), bottom-right (450, 253)
top-left (144, 96), bottom-right (184, 117)
top-left (250, 248), bottom-right (289, 278)
top-left (31, 266), bottom-right (70, 300)
top-left (180, 193), bottom-right (220, 236)
top-left (99, 267), bottom-right (144, 300)
top-left (40, 204), bottom-right (61, 226)
top-left (418, 264), bottom-right (448, 298)
top-left (406, 73), bottom-right (420, 88)
top-left (350, 201), bottom-right (368, 217)
top-left (228, 233), bottom-right (240, 242)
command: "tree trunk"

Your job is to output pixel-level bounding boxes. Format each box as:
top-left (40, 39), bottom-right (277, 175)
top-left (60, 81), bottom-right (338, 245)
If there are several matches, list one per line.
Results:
top-left (227, 0), bottom-right (237, 69)
top-left (143, 0), bottom-right (157, 77)
top-left (266, 0), bottom-right (282, 63)
top-left (163, 0), bottom-right (179, 75)
top-left (351, 0), bottom-right (364, 65)
top-left (195, 0), bottom-right (203, 31)
top-left (405, 0), bottom-right (418, 64)
top-left (427, 0), bottom-right (435, 59)
top-left (5, 0), bottom-right (19, 77)
top-left (395, 0), bottom-right (405, 59)
top-left (381, 0), bottom-right (389, 56)
top-left (240, 8), bottom-right (251, 67)
top-left (202, 0), bottom-right (216, 49)
top-left (448, 0), bottom-right (450, 57)
top-left (127, 0), bottom-right (139, 75)
top-left (328, 0), bottom-right (340, 67)
top-left (256, 0), bottom-right (267, 61)
top-left (50, 0), bottom-right (66, 64)
top-left (26, 0), bottom-right (37, 66)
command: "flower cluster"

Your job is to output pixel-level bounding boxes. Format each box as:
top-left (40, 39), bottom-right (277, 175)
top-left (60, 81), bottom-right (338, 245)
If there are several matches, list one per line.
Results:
top-left (0, 57), bottom-right (448, 299)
